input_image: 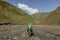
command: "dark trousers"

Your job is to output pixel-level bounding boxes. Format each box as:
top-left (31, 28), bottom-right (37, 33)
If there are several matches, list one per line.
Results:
top-left (27, 28), bottom-right (33, 37)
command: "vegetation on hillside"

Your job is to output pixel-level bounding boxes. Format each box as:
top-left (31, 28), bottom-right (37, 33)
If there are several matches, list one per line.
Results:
top-left (0, 0), bottom-right (60, 25)
top-left (32, 12), bottom-right (50, 24)
top-left (40, 6), bottom-right (60, 25)
top-left (0, 1), bottom-right (35, 24)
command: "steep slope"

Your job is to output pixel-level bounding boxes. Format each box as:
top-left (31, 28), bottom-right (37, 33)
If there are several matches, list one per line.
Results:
top-left (41, 6), bottom-right (60, 25)
top-left (0, 1), bottom-right (35, 24)
top-left (32, 13), bottom-right (50, 24)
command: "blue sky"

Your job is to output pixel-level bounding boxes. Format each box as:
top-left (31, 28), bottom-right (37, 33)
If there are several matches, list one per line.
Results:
top-left (5, 0), bottom-right (60, 14)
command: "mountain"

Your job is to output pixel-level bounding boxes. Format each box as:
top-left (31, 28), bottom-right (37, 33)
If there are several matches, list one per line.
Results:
top-left (41, 6), bottom-right (60, 25)
top-left (32, 12), bottom-right (50, 24)
top-left (0, 1), bottom-right (60, 25)
top-left (0, 1), bottom-right (35, 24)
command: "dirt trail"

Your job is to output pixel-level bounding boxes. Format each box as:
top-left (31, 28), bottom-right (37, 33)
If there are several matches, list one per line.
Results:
top-left (0, 25), bottom-right (60, 40)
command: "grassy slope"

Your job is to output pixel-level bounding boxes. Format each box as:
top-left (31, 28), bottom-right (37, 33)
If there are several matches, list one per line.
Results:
top-left (0, 1), bottom-right (35, 24)
top-left (41, 6), bottom-right (60, 25)
top-left (32, 13), bottom-right (50, 24)
top-left (0, 1), bottom-right (60, 25)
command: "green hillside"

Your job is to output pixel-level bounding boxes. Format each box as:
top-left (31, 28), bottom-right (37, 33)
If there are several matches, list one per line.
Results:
top-left (0, 0), bottom-right (60, 25)
top-left (32, 12), bottom-right (50, 24)
top-left (32, 6), bottom-right (60, 25)
top-left (41, 6), bottom-right (60, 25)
top-left (0, 1), bottom-right (35, 24)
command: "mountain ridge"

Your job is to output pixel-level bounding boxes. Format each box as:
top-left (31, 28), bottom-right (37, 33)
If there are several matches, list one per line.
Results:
top-left (0, 0), bottom-right (35, 24)
top-left (40, 6), bottom-right (60, 25)
top-left (0, 0), bottom-right (60, 25)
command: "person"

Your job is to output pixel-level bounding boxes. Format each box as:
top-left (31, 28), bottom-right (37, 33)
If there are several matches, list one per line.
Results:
top-left (27, 23), bottom-right (33, 37)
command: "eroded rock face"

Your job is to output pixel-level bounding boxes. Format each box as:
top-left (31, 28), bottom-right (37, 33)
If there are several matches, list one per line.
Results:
top-left (0, 25), bottom-right (60, 40)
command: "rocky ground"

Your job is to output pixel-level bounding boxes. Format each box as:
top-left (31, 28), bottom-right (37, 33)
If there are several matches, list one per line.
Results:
top-left (0, 25), bottom-right (60, 40)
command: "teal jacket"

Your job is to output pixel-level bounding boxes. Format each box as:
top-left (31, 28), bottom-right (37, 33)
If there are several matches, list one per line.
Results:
top-left (28, 23), bottom-right (32, 29)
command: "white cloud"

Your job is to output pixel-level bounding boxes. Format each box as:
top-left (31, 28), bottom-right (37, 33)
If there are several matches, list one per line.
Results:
top-left (17, 3), bottom-right (39, 14)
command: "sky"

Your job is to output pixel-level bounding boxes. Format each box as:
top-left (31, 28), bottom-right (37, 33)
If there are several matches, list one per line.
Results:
top-left (5, 0), bottom-right (60, 14)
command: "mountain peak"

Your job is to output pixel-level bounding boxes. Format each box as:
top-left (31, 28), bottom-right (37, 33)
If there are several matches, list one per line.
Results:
top-left (52, 6), bottom-right (60, 13)
top-left (56, 6), bottom-right (60, 10)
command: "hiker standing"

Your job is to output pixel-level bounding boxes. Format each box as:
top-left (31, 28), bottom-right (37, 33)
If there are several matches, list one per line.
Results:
top-left (27, 23), bottom-right (33, 37)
